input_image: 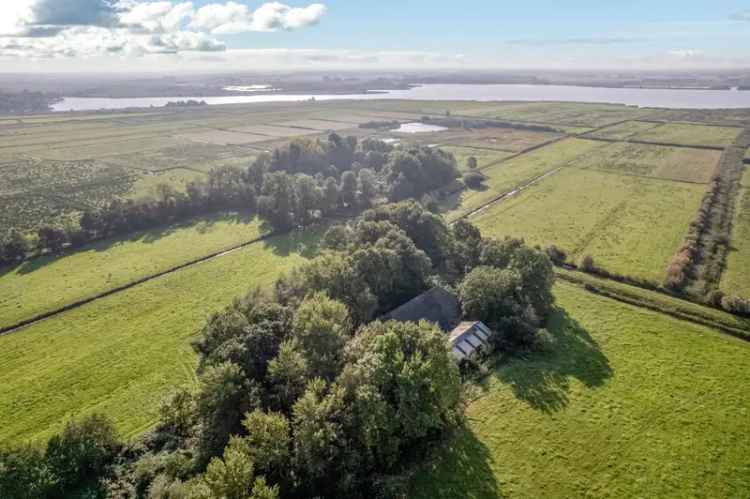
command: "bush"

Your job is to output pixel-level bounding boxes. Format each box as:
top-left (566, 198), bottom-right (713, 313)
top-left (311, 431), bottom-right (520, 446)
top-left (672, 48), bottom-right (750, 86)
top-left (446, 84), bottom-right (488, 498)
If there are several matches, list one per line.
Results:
top-left (580, 255), bottom-right (596, 272)
top-left (545, 245), bottom-right (567, 266)
top-left (462, 171), bottom-right (485, 189)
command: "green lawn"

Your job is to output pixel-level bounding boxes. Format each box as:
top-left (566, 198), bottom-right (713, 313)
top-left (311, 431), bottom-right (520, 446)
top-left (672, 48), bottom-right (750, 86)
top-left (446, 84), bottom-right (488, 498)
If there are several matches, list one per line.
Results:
top-left (0, 228), bottom-right (321, 445)
top-left (411, 282), bottom-right (750, 499)
top-left (442, 138), bottom-right (604, 221)
top-left (0, 214), bottom-right (266, 330)
top-left (573, 141), bottom-right (721, 183)
top-left (470, 168), bottom-right (705, 283)
top-left (722, 168), bottom-right (750, 298)
top-left (631, 123), bottom-right (742, 148)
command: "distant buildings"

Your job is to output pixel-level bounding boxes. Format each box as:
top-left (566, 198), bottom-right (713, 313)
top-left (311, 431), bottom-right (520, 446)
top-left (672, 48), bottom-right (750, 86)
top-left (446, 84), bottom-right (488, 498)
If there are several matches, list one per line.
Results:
top-left (384, 287), bottom-right (494, 361)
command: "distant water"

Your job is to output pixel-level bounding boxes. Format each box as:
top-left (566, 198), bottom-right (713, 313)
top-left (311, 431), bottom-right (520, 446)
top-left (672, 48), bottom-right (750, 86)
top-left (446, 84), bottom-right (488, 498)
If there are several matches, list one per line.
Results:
top-left (393, 122), bottom-right (449, 133)
top-left (50, 84), bottom-right (750, 112)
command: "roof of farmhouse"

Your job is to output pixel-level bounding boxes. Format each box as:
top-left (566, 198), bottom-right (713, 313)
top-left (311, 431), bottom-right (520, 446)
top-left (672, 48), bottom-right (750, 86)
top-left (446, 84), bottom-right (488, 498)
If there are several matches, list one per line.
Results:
top-left (448, 321), bottom-right (493, 361)
top-left (382, 287), bottom-right (460, 332)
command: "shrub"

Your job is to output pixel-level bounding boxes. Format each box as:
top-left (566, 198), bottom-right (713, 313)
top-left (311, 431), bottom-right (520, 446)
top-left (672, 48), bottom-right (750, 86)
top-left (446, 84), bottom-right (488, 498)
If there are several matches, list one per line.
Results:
top-left (462, 171), bottom-right (485, 189)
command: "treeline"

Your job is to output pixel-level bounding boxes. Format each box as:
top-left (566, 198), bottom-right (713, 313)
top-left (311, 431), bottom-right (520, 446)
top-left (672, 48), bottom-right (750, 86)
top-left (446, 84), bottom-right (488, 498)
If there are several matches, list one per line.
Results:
top-left (420, 115), bottom-right (561, 133)
top-left (0, 91), bottom-right (59, 114)
top-left (664, 139), bottom-right (750, 316)
top-left (358, 120), bottom-right (400, 130)
top-left (0, 133), bottom-right (459, 267)
top-left (165, 100), bottom-right (207, 108)
top-left (0, 203), bottom-right (556, 498)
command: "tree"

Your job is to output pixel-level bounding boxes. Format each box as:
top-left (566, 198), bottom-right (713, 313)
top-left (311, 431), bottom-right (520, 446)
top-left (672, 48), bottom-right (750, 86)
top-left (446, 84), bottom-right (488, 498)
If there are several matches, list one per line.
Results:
top-left (322, 177), bottom-right (340, 214)
top-left (510, 246), bottom-right (555, 319)
top-left (267, 341), bottom-right (309, 411)
top-left (342, 320), bottom-right (462, 470)
top-left (466, 156), bottom-right (478, 169)
top-left (45, 414), bottom-right (119, 494)
top-left (295, 174), bottom-right (322, 225)
top-left (291, 379), bottom-right (346, 496)
top-left (463, 171), bottom-right (485, 189)
top-left (0, 447), bottom-right (56, 499)
top-left (37, 226), bottom-right (67, 254)
top-left (339, 171), bottom-right (358, 208)
top-left (241, 410), bottom-right (291, 477)
top-left (195, 363), bottom-right (257, 462)
top-left (1, 230), bottom-right (28, 265)
top-left (459, 266), bottom-right (522, 325)
top-left (357, 168), bottom-right (377, 206)
top-left (292, 293), bottom-right (351, 380)
top-left (189, 437), bottom-right (278, 499)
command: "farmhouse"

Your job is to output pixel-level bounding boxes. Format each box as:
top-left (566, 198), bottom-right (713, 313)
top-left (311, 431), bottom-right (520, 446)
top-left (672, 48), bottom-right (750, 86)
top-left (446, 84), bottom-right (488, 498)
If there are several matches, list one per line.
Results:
top-left (384, 287), bottom-right (494, 361)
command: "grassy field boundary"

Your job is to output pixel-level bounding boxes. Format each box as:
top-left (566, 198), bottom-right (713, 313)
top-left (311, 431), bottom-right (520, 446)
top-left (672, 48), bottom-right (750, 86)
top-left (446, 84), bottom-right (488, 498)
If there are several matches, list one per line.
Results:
top-left (0, 227), bottom-right (294, 336)
top-left (557, 268), bottom-right (750, 341)
top-left (583, 135), bottom-right (727, 151)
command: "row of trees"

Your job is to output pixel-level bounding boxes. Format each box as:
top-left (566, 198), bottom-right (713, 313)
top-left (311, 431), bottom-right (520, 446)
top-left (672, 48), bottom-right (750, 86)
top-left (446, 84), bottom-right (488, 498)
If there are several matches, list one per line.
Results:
top-left (1, 203), bottom-right (557, 498)
top-left (1, 134), bottom-right (460, 264)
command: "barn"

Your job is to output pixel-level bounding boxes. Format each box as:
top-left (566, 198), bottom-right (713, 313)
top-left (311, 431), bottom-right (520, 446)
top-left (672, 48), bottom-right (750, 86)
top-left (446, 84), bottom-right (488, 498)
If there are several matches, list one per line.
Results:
top-left (384, 287), bottom-right (494, 361)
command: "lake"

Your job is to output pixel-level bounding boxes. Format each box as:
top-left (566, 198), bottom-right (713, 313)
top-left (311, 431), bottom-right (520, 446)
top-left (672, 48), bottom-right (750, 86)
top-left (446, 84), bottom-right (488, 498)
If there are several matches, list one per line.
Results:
top-left (50, 84), bottom-right (750, 112)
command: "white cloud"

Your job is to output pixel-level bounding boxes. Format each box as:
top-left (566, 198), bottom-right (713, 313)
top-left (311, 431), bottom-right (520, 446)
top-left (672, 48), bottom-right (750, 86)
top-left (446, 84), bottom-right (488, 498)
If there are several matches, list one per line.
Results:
top-left (189, 1), bottom-right (326, 34)
top-left (668, 49), bottom-right (705, 58)
top-left (0, 1), bottom-right (326, 58)
top-left (251, 2), bottom-right (326, 31)
top-left (730, 10), bottom-right (750, 21)
top-left (120, 1), bottom-right (194, 33)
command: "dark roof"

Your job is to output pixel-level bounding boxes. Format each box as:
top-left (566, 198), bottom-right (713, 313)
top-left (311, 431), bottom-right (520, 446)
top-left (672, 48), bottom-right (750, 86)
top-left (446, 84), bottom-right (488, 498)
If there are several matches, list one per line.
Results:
top-left (383, 287), bottom-right (461, 332)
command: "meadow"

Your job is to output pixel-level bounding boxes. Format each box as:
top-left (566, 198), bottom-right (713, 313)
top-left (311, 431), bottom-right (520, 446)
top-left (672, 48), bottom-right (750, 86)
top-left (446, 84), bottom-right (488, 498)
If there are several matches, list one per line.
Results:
top-left (631, 122), bottom-right (743, 148)
top-left (438, 146), bottom-right (513, 171)
top-left (721, 168), bottom-right (750, 298)
top-left (410, 282), bottom-right (750, 498)
top-left (0, 228), bottom-right (322, 444)
top-left (458, 101), bottom-right (653, 128)
top-left (442, 138), bottom-right (604, 220)
top-left (470, 168), bottom-right (706, 282)
top-left (585, 120), bottom-right (662, 140)
top-left (572, 141), bottom-right (721, 184)
top-left (0, 214), bottom-right (265, 329)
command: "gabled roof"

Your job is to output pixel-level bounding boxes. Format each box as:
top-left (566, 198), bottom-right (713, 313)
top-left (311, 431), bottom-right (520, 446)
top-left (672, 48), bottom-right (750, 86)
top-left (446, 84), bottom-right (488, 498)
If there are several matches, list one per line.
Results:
top-left (382, 287), bottom-right (460, 332)
top-left (448, 321), bottom-right (493, 361)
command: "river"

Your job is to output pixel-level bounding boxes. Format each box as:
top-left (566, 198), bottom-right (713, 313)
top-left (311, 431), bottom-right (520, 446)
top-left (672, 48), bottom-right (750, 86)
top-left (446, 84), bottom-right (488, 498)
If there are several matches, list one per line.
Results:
top-left (50, 83), bottom-right (750, 112)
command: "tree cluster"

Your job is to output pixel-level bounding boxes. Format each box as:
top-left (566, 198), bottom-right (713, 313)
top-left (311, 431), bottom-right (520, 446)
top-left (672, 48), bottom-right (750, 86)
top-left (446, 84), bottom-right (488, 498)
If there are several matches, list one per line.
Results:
top-left (0, 415), bottom-right (120, 499)
top-left (420, 115), bottom-right (560, 133)
top-left (1, 205), bottom-right (557, 498)
top-left (2, 134), bottom-right (461, 266)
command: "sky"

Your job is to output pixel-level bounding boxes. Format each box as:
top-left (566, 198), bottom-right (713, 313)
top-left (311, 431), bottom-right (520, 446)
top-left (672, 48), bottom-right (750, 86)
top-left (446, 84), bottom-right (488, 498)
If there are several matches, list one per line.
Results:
top-left (1, 0), bottom-right (749, 72)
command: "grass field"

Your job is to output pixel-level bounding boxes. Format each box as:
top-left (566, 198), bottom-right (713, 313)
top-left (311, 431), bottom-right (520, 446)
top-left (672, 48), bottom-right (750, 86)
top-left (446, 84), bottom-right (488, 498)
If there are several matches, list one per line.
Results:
top-left (631, 123), bottom-right (743, 148)
top-left (411, 282), bottom-right (750, 499)
top-left (0, 228), bottom-right (321, 445)
top-left (721, 168), bottom-right (750, 298)
top-left (586, 120), bottom-right (662, 140)
top-left (573, 141), bottom-right (721, 184)
top-left (442, 138), bottom-right (603, 220)
top-left (470, 168), bottom-right (706, 282)
top-left (439, 146), bottom-right (513, 171)
top-left (0, 214), bottom-right (265, 329)
top-left (459, 102), bottom-right (651, 128)
top-left (441, 128), bottom-right (561, 152)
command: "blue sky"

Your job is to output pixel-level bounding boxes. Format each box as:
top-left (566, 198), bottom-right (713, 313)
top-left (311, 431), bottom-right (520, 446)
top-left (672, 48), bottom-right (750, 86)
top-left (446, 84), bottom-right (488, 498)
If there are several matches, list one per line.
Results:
top-left (1, 0), bottom-right (749, 71)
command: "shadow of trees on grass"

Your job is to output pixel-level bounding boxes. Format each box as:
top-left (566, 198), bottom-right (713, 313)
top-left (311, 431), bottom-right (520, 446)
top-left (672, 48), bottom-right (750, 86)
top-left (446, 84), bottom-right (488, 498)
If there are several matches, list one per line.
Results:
top-left (495, 307), bottom-right (613, 413)
top-left (409, 427), bottom-right (503, 499)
